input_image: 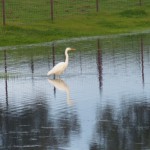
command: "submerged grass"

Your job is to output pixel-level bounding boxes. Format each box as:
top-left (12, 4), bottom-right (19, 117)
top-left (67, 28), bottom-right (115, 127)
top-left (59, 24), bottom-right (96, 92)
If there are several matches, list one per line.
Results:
top-left (0, 0), bottom-right (150, 46)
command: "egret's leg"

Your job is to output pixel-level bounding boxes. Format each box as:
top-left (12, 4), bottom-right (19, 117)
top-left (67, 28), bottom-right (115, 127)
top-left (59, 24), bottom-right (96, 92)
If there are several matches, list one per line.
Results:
top-left (53, 74), bottom-right (55, 79)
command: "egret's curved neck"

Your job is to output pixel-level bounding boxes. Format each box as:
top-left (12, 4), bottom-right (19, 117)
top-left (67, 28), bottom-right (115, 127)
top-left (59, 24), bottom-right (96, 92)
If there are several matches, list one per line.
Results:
top-left (65, 49), bottom-right (69, 65)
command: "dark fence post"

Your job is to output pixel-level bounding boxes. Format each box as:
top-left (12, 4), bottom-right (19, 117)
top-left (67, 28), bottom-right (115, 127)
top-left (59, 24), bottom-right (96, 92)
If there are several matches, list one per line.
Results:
top-left (2, 0), bottom-right (6, 25)
top-left (50, 0), bottom-right (54, 21)
top-left (96, 0), bottom-right (99, 12)
top-left (139, 0), bottom-right (142, 6)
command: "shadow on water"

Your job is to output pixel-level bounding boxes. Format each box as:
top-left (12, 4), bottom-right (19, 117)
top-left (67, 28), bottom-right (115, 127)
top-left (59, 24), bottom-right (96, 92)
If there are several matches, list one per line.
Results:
top-left (0, 96), bottom-right (80, 149)
top-left (90, 97), bottom-right (150, 150)
top-left (0, 33), bottom-right (150, 149)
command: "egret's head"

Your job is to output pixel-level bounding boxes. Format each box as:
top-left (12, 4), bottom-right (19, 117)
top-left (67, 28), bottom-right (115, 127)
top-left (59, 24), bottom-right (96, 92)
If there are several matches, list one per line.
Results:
top-left (66, 47), bottom-right (76, 51)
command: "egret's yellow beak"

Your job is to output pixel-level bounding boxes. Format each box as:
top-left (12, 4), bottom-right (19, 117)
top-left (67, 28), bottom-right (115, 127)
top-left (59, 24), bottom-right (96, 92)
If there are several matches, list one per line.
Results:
top-left (71, 48), bottom-right (76, 51)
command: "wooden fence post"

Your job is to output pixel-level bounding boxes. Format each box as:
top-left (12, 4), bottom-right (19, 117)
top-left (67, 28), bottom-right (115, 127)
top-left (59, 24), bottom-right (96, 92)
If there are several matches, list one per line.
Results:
top-left (139, 0), bottom-right (142, 6)
top-left (96, 0), bottom-right (99, 12)
top-left (50, 0), bottom-right (54, 21)
top-left (2, 0), bottom-right (6, 25)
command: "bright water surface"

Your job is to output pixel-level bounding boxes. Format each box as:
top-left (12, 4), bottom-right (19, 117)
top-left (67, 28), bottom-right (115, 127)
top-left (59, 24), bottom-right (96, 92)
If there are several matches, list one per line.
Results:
top-left (0, 33), bottom-right (150, 150)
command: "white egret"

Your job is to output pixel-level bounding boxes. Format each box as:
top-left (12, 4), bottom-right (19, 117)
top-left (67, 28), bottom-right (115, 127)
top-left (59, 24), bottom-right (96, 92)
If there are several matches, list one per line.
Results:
top-left (47, 47), bottom-right (76, 76)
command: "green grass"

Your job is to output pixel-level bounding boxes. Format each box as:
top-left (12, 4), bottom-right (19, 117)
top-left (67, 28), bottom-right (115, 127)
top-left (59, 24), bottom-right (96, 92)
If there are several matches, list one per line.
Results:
top-left (0, 0), bottom-right (150, 46)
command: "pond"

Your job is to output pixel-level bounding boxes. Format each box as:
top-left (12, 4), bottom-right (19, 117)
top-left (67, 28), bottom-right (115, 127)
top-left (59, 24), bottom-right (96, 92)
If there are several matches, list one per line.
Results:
top-left (0, 33), bottom-right (150, 150)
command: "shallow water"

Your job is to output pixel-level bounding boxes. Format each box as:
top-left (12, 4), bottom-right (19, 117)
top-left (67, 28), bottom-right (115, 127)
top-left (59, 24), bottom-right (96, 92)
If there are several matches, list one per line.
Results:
top-left (0, 33), bottom-right (150, 150)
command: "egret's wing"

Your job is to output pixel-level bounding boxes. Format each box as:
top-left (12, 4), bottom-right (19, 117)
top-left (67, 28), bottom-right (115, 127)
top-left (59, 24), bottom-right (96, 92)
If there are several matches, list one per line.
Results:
top-left (47, 62), bottom-right (66, 75)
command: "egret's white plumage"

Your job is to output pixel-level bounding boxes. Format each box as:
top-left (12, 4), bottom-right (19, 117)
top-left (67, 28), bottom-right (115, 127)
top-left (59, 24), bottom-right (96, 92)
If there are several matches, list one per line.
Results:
top-left (47, 47), bottom-right (75, 76)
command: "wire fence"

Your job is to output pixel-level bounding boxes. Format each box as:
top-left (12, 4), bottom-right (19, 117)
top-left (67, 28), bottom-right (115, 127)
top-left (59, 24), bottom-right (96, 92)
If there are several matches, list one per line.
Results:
top-left (1, 0), bottom-right (150, 25)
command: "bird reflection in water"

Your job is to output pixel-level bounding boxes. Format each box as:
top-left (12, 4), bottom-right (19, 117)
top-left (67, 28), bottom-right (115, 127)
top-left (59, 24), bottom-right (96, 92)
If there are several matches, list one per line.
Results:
top-left (48, 79), bottom-right (74, 106)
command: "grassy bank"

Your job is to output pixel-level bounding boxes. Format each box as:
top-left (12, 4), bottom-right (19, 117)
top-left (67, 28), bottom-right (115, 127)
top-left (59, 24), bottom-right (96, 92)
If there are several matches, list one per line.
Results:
top-left (0, 0), bottom-right (150, 46)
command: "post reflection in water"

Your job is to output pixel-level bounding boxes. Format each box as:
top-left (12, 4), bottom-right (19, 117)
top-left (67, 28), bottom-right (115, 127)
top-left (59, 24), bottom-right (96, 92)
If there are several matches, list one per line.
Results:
top-left (97, 39), bottom-right (103, 92)
top-left (52, 43), bottom-right (56, 79)
top-left (48, 79), bottom-right (74, 106)
top-left (4, 50), bottom-right (8, 106)
top-left (140, 36), bottom-right (145, 86)
top-left (30, 55), bottom-right (34, 74)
